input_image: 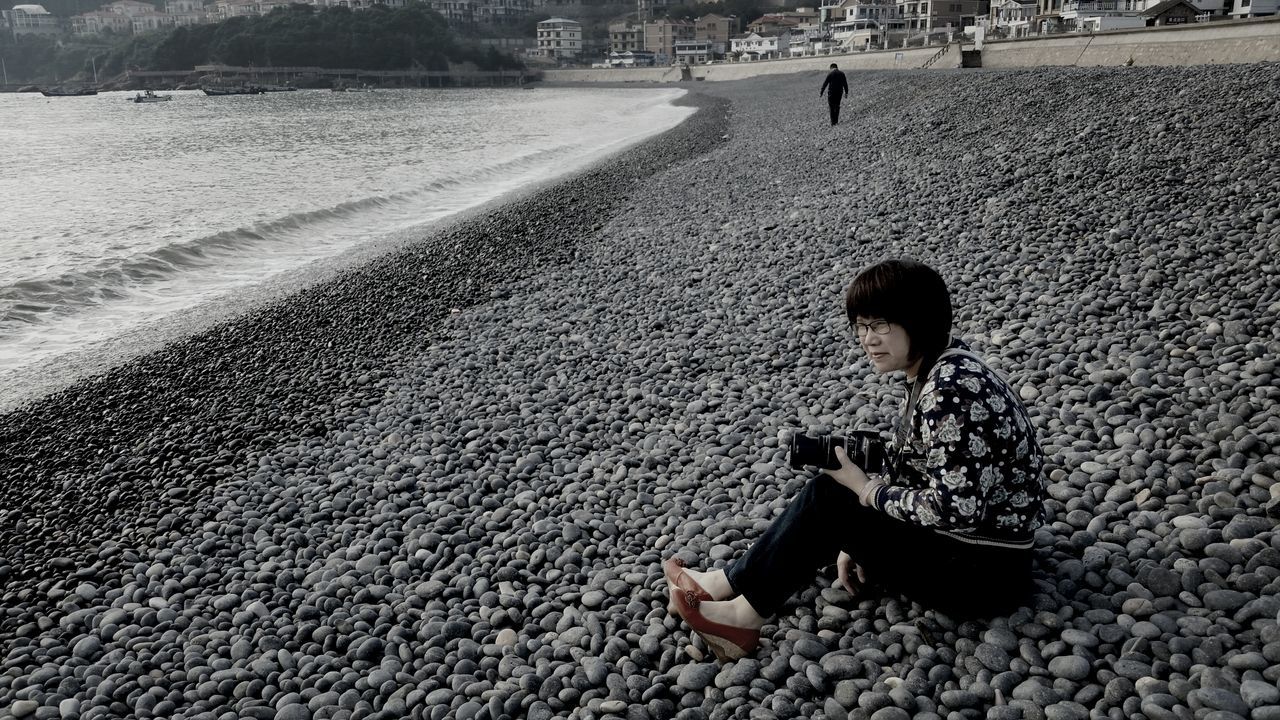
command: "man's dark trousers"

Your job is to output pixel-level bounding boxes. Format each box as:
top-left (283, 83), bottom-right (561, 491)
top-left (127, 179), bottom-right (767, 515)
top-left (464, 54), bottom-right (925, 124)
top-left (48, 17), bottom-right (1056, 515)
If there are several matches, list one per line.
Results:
top-left (828, 100), bottom-right (841, 126)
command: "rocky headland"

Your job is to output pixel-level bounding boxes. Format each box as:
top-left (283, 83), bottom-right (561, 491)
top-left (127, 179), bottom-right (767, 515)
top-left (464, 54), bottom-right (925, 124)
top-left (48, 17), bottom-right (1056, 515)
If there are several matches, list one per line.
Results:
top-left (1, 64), bottom-right (1278, 720)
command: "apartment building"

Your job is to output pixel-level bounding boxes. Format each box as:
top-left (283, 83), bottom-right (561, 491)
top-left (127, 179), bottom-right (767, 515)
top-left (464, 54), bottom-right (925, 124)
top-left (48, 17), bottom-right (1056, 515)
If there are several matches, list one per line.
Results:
top-left (537, 17), bottom-right (582, 58)
top-left (4, 3), bottom-right (60, 37)
top-left (643, 17), bottom-right (694, 64)
top-left (897, 0), bottom-right (985, 33)
top-left (695, 12), bottom-right (739, 54)
top-left (609, 20), bottom-right (644, 52)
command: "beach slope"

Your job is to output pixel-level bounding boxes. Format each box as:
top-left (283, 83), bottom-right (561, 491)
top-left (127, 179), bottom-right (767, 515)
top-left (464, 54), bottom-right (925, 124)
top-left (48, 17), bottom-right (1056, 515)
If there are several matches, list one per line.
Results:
top-left (2, 66), bottom-right (1280, 719)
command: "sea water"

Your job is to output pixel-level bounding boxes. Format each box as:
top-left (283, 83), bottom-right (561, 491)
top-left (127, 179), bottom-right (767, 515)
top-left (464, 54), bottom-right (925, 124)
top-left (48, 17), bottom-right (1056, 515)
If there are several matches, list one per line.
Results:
top-left (0, 87), bottom-right (694, 406)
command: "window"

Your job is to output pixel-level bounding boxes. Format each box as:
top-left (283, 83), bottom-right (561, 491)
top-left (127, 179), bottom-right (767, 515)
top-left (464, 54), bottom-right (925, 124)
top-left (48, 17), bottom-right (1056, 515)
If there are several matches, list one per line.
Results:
top-left (950, 3), bottom-right (961, 9)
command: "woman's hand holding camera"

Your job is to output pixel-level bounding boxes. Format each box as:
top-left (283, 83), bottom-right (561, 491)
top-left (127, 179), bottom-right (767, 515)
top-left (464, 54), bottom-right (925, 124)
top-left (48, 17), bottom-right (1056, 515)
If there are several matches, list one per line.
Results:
top-left (828, 446), bottom-right (886, 508)
top-left (827, 446), bottom-right (869, 495)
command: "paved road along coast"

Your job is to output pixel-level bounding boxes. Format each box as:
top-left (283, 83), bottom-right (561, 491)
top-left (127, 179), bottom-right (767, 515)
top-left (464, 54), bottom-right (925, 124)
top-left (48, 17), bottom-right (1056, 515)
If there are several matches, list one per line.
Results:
top-left (2, 65), bottom-right (1279, 720)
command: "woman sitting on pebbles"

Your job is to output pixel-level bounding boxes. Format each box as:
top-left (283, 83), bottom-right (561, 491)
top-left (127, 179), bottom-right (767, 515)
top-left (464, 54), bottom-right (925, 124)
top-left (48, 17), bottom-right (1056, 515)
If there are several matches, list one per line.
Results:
top-left (666, 259), bottom-right (1047, 662)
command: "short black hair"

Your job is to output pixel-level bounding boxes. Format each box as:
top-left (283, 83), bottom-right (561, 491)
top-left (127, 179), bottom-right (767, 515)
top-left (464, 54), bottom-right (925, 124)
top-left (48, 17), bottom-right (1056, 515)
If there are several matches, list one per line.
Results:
top-left (829, 63), bottom-right (838, 69)
top-left (845, 259), bottom-right (952, 364)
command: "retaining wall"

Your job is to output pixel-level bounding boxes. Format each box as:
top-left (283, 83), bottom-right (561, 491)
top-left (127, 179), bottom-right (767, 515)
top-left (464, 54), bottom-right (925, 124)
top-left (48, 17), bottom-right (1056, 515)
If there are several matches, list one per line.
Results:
top-left (542, 15), bottom-right (1280, 82)
top-left (981, 15), bottom-right (1280, 66)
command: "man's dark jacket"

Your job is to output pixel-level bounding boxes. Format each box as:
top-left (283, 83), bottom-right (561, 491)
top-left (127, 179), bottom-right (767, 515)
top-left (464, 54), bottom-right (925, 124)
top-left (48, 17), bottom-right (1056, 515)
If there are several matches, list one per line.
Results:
top-left (820, 69), bottom-right (848, 103)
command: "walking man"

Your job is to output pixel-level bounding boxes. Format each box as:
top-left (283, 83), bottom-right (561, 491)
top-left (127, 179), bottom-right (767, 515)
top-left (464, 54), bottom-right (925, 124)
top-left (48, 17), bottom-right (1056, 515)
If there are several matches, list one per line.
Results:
top-left (819, 63), bottom-right (849, 126)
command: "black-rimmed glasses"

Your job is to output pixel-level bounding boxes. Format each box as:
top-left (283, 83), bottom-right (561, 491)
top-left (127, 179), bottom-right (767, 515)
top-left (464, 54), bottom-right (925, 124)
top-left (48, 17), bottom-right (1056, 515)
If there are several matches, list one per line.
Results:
top-left (854, 320), bottom-right (892, 338)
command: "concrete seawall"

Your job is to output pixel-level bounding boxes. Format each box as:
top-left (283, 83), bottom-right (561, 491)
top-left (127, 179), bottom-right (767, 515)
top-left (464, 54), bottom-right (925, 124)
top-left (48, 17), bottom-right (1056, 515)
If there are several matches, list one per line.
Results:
top-left (543, 15), bottom-right (1280, 82)
top-left (982, 15), bottom-right (1280, 67)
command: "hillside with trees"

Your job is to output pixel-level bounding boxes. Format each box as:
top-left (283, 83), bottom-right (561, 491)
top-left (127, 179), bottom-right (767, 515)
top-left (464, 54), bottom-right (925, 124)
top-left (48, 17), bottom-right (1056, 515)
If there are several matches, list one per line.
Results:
top-left (0, 1), bottom-right (522, 84)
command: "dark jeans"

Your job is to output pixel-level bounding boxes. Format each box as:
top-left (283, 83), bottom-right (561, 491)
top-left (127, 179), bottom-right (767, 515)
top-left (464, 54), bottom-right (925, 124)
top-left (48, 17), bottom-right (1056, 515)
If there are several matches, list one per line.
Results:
top-left (828, 100), bottom-right (841, 125)
top-left (725, 474), bottom-right (1033, 619)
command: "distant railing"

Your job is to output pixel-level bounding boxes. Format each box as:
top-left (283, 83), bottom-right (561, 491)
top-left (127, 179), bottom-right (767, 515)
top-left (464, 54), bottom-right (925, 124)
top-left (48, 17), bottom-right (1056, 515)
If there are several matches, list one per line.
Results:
top-left (921, 42), bottom-right (949, 66)
top-left (1061, 1), bottom-right (1119, 11)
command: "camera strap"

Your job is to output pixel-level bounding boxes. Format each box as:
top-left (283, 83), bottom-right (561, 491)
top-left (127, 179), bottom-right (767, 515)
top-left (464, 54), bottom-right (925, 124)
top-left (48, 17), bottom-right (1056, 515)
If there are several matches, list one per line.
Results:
top-left (895, 347), bottom-right (987, 457)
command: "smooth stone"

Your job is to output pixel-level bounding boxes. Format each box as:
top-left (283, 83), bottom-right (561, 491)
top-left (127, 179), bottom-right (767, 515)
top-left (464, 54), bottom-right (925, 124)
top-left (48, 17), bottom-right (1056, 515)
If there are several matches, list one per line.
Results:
top-left (676, 663), bottom-right (718, 692)
top-left (1047, 656), bottom-right (1091, 681)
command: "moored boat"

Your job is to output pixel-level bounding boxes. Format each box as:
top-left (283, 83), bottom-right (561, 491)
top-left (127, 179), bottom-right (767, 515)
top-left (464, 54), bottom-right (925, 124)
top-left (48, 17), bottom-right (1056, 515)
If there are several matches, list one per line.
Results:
top-left (40, 87), bottom-right (98, 97)
top-left (130, 90), bottom-right (172, 103)
top-left (202, 85), bottom-right (265, 96)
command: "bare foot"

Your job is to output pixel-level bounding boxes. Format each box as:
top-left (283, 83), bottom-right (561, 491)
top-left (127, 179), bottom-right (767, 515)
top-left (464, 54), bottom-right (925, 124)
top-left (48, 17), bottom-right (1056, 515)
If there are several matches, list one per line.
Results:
top-left (681, 568), bottom-right (736, 601)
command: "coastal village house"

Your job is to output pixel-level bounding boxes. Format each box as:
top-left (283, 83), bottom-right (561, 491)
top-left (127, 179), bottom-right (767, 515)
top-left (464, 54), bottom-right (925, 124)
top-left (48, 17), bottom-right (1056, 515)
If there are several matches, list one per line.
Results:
top-left (1054, 0), bottom-right (1224, 32)
top-left (2, 4), bottom-right (59, 38)
top-left (609, 20), bottom-right (644, 52)
top-left (895, 0), bottom-right (985, 35)
top-left (165, 0), bottom-right (208, 26)
top-left (637, 0), bottom-right (676, 20)
top-left (607, 14), bottom-right (734, 65)
top-left (71, 0), bottom-right (173, 35)
top-left (1230, 0), bottom-right (1276, 17)
top-left (825, 0), bottom-right (906, 49)
top-left (1141, 0), bottom-right (1202, 23)
top-left (988, 0), bottom-right (1037, 36)
top-left (474, 0), bottom-right (531, 20)
top-left (673, 38), bottom-right (713, 62)
top-left (606, 49), bottom-right (656, 65)
top-left (643, 17), bottom-right (694, 64)
top-left (1034, 0), bottom-right (1229, 33)
top-left (425, 0), bottom-right (473, 22)
top-left (695, 12), bottom-right (740, 54)
top-left (730, 30), bottom-right (791, 58)
top-left (747, 10), bottom-right (806, 32)
top-left (536, 17), bottom-right (582, 58)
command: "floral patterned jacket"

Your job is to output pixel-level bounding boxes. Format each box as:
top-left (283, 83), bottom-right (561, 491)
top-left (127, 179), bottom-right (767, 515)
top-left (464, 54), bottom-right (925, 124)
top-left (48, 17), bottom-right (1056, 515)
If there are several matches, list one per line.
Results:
top-left (866, 338), bottom-right (1046, 549)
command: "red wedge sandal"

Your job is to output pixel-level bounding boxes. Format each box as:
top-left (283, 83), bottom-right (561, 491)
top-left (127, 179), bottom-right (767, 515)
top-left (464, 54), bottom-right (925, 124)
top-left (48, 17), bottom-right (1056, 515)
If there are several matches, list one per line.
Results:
top-left (664, 557), bottom-right (713, 614)
top-left (670, 588), bottom-right (761, 662)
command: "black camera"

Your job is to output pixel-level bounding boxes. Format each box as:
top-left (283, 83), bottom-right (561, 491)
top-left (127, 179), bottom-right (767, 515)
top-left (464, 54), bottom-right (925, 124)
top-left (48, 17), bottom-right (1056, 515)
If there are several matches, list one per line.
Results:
top-left (787, 430), bottom-right (886, 473)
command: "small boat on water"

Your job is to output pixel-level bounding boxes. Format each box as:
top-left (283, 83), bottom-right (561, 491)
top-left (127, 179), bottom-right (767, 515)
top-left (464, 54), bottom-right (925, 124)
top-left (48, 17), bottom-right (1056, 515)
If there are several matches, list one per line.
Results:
top-left (257, 84), bottom-right (297, 92)
top-left (130, 90), bottom-right (172, 103)
top-left (41, 87), bottom-right (98, 97)
top-left (202, 85), bottom-right (265, 96)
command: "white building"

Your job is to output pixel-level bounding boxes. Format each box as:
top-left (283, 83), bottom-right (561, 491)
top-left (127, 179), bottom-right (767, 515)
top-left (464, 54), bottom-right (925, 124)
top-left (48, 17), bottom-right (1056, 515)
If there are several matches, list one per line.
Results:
top-left (537, 17), bottom-right (582, 58)
top-left (4, 4), bottom-right (59, 37)
top-left (72, 10), bottom-right (131, 34)
top-left (425, 0), bottom-right (473, 23)
top-left (824, 0), bottom-right (904, 49)
top-left (988, 0), bottom-right (1037, 35)
top-left (606, 49), bottom-right (656, 66)
top-left (1230, 0), bottom-right (1276, 17)
top-left (475, 0), bottom-right (530, 21)
top-left (895, 0), bottom-right (984, 34)
top-left (72, 0), bottom-right (176, 35)
top-left (165, 0), bottom-right (209, 26)
top-left (213, 0), bottom-right (260, 18)
top-left (1058, 0), bottom-right (1145, 29)
top-left (673, 39), bottom-right (713, 63)
top-left (730, 31), bottom-right (791, 58)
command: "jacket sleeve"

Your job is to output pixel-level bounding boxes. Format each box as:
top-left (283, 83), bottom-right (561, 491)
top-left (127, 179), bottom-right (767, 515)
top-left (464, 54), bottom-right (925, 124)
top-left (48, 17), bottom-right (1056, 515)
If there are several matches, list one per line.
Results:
top-left (869, 367), bottom-right (1000, 530)
top-left (820, 75), bottom-right (831, 95)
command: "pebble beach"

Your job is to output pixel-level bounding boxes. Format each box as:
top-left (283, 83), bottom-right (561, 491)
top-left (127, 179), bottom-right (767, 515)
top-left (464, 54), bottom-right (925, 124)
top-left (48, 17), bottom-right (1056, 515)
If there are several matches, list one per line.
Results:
top-left (2, 63), bottom-right (1279, 720)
